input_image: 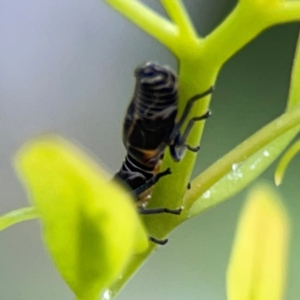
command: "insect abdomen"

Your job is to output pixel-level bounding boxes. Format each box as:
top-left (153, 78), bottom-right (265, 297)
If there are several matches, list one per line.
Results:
top-left (123, 62), bottom-right (178, 168)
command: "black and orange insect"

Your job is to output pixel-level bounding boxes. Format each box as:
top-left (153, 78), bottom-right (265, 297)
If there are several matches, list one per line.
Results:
top-left (114, 62), bottom-right (212, 244)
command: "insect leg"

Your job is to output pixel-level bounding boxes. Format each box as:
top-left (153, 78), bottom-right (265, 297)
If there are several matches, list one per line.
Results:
top-left (149, 236), bottom-right (168, 245)
top-left (168, 87), bottom-right (213, 161)
top-left (132, 168), bottom-right (171, 197)
top-left (138, 207), bottom-right (182, 215)
top-left (174, 86), bottom-right (213, 131)
top-left (179, 111), bottom-right (212, 146)
top-left (170, 111), bottom-right (211, 161)
top-left (144, 207), bottom-right (182, 245)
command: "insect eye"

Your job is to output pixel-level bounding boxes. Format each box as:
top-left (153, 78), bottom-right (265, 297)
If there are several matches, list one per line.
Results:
top-left (143, 67), bottom-right (155, 76)
top-left (135, 62), bottom-right (160, 78)
top-left (138, 67), bottom-right (155, 78)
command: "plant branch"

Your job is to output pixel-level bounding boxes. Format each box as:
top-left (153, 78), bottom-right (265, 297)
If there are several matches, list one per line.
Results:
top-left (97, 1), bottom-right (300, 297)
top-left (189, 128), bottom-right (299, 217)
top-left (104, 0), bottom-right (178, 51)
top-left (0, 206), bottom-right (38, 231)
top-left (275, 139), bottom-right (300, 186)
top-left (202, 5), bottom-right (270, 68)
top-left (161, 0), bottom-right (199, 41)
top-left (275, 2), bottom-right (300, 23)
top-left (185, 106), bottom-right (300, 210)
top-left (201, 1), bottom-right (300, 68)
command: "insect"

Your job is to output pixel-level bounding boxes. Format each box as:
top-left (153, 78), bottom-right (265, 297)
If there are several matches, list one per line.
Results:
top-left (114, 62), bottom-right (213, 244)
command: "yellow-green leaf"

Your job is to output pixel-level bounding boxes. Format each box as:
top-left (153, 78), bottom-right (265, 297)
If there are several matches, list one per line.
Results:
top-left (14, 135), bottom-right (148, 299)
top-left (227, 183), bottom-right (290, 300)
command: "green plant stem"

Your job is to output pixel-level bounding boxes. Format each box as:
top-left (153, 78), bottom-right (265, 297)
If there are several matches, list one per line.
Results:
top-left (275, 139), bottom-right (300, 185)
top-left (278, 3), bottom-right (300, 23)
top-left (145, 62), bottom-right (217, 236)
top-left (203, 5), bottom-right (271, 67)
top-left (186, 29), bottom-right (300, 214)
top-left (185, 106), bottom-right (300, 210)
top-left (105, 62), bottom-right (215, 298)
top-left (102, 1), bottom-right (300, 297)
top-left (288, 31), bottom-right (300, 110)
top-left (188, 129), bottom-right (299, 217)
top-left (161, 0), bottom-right (198, 41)
top-left (185, 121), bottom-right (300, 213)
top-left (107, 61), bottom-right (217, 298)
top-left (0, 206), bottom-right (38, 231)
top-left (104, 245), bottom-right (154, 298)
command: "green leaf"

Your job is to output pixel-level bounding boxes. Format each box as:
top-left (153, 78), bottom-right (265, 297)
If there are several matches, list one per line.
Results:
top-left (14, 135), bottom-right (148, 299)
top-left (227, 183), bottom-right (289, 300)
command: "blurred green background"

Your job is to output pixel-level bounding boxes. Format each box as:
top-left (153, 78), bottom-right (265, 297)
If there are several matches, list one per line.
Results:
top-left (1, 0), bottom-right (299, 299)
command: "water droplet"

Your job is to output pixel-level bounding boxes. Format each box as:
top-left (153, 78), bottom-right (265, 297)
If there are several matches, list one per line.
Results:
top-left (227, 164), bottom-right (244, 181)
top-left (102, 289), bottom-right (113, 300)
top-left (231, 163), bottom-right (239, 171)
top-left (236, 169), bottom-right (243, 178)
top-left (263, 150), bottom-right (270, 157)
top-left (227, 173), bottom-right (233, 180)
top-left (202, 190), bottom-right (211, 199)
top-left (249, 157), bottom-right (262, 170)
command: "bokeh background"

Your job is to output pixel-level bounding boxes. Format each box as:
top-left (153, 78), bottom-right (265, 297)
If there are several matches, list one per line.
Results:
top-left (1, 0), bottom-right (300, 299)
